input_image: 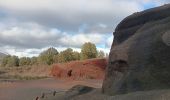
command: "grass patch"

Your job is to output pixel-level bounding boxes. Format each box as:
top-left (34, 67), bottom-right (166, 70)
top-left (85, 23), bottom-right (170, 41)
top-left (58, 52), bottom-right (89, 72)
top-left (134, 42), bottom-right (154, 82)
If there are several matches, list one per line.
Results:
top-left (0, 65), bottom-right (51, 80)
top-left (0, 75), bottom-right (49, 80)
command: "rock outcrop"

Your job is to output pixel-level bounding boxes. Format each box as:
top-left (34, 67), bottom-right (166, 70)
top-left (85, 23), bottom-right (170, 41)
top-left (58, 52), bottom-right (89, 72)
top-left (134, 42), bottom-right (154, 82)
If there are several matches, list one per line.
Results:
top-left (65, 85), bottom-right (94, 99)
top-left (51, 58), bottom-right (107, 79)
top-left (102, 4), bottom-right (170, 95)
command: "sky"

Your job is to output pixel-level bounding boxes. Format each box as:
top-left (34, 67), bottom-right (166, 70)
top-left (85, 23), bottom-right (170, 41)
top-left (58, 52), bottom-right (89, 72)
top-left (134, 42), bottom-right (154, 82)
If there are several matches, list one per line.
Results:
top-left (0, 0), bottom-right (169, 57)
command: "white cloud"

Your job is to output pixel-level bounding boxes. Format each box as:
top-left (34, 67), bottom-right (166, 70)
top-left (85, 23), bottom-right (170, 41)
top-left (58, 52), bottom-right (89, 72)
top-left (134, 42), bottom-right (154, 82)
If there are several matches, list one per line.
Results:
top-left (106, 35), bottom-right (114, 48)
top-left (97, 47), bottom-right (110, 55)
top-left (0, 22), bottom-right (106, 48)
top-left (0, 0), bottom-right (168, 57)
top-left (59, 33), bottom-right (105, 47)
top-left (0, 0), bottom-right (142, 32)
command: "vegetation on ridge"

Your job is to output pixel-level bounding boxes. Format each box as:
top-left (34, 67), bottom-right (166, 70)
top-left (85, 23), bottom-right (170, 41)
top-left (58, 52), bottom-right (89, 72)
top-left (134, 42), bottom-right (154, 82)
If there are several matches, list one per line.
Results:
top-left (0, 42), bottom-right (106, 67)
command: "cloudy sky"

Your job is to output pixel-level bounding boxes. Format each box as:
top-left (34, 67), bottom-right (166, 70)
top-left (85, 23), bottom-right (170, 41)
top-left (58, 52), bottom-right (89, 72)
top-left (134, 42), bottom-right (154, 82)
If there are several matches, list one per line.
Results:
top-left (0, 0), bottom-right (169, 57)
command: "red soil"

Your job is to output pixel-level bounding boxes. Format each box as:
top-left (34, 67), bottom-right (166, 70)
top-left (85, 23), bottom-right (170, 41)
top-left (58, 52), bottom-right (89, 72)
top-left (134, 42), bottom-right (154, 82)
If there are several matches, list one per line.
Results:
top-left (51, 58), bottom-right (107, 80)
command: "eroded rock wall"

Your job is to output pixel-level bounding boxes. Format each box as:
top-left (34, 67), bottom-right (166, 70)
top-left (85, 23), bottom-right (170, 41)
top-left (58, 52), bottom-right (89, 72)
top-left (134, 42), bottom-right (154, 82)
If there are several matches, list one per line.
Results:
top-left (102, 4), bottom-right (170, 95)
top-left (51, 58), bottom-right (107, 80)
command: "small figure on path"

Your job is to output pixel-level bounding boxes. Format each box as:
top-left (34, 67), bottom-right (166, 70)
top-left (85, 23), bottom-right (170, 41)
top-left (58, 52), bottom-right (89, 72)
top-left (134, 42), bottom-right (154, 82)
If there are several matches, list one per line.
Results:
top-left (35, 96), bottom-right (39, 100)
top-left (41, 93), bottom-right (45, 98)
top-left (53, 91), bottom-right (57, 96)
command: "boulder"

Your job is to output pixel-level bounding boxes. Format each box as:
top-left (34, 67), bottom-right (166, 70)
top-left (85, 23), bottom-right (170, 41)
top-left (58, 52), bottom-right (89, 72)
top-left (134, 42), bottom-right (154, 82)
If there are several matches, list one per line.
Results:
top-left (65, 85), bottom-right (94, 99)
top-left (102, 4), bottom-right (170, 95)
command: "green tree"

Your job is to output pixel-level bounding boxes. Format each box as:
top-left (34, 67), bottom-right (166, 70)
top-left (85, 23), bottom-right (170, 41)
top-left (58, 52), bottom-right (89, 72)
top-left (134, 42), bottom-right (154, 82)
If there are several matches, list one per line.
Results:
top-left (57, 52), bottom-right (66, 63)
top-left (53, 54), bottom-right (59, 63)
top-left (63, 48), bottom-right (74, 62)
top-left (38, 47), bottom-right (59, 65)
top-left (81, 42), bottom-right (97, 60)
top-left (19, 57), bottom-right (31, 66)
top-left (2, 55), bottom-right (19, 67)
top-left (97, 50), bottom-right (105, 58)
top-left (8, 56), bottom-right (19, 67)
top-left (1, 55), bottom-right (11, 67)
top-left (57, 48), bottom-right (79, 63)
top-left (72, 51), bottom-right (80, 60)
top-left (30, 57), bottom-right (38, 65)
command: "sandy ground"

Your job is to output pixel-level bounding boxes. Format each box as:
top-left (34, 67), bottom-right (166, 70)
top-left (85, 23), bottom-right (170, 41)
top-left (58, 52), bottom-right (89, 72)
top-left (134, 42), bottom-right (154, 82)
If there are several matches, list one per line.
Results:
top-left (0, 78), bottom-right (103, 100)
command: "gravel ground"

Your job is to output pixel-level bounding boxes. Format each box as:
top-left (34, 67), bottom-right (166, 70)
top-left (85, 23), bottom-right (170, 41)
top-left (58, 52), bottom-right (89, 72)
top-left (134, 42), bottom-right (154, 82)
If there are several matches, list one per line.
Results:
top-left (0, 78), bottom-right (102, 100)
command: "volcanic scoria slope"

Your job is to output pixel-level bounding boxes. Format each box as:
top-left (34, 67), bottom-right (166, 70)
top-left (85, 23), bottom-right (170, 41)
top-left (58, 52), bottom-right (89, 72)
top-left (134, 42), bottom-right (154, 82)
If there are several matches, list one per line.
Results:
top-left (51, 58), bottom-right (107, 80)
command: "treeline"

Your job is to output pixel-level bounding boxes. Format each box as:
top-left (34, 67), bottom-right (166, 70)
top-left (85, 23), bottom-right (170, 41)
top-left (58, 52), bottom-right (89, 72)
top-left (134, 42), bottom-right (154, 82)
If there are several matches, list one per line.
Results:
top-left (1, 42), bottom-right (106, 67)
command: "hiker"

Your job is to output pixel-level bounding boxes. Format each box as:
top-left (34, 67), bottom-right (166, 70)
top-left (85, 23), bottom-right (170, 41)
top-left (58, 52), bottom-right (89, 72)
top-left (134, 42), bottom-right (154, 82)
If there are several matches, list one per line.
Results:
top-left (53, 91), bottom-right (57, 96)
top-left (35, 97), bottom-right (39, 100)
top-left (41, 93), bottom-right (45, 98)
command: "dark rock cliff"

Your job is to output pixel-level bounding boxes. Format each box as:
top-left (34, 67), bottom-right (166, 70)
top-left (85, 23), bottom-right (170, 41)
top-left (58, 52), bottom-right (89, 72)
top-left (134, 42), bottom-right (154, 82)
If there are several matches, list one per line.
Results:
top-left (102, 4), bottom-right (170, 95)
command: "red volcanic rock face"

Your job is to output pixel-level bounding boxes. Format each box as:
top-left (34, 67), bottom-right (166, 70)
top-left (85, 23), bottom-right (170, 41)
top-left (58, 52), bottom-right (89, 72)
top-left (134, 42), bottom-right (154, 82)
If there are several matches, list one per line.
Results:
top-left (51, 58), bottom-right (107, 80)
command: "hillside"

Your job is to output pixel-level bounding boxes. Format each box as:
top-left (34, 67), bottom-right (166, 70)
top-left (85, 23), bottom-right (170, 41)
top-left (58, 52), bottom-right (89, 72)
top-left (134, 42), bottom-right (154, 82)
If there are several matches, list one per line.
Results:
top-left (51, 58), bottom-right (107, 80)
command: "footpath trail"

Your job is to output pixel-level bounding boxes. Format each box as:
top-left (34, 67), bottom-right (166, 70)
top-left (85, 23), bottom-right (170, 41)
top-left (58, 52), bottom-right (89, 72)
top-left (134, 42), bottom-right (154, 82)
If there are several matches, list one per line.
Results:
top-left (0, 78), bottom-right (102, 100)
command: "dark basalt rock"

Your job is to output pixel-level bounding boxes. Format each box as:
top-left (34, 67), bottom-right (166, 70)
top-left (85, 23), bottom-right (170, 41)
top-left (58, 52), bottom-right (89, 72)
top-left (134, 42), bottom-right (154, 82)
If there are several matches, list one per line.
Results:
top-left (102, 4), bottom-right (170, 95)
top-left (65, 85), bottom-right (94, 99)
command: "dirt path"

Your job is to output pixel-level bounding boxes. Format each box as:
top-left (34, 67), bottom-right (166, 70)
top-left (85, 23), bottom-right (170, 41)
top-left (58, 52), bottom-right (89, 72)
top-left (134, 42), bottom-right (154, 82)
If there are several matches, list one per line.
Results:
top-left (0, 78), bottom-right (103, 100)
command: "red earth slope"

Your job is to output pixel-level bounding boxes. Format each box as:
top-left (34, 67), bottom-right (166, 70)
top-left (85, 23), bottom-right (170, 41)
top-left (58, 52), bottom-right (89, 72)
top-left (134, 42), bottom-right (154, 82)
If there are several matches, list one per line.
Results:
top-left (51, 58), bottom-right (107, 80)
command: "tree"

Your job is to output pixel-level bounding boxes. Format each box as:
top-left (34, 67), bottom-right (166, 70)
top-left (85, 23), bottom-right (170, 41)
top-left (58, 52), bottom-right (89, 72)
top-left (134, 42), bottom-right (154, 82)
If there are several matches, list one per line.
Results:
top-left (38, 47), bottom-right (59, 65)
top-left (63, 48), bottom-right (75, 62)
top-left (1, 55), bottom-right (11, 67)
top-left (57, 48), bottom-right (80, 63)
top-left (7, 56), bottom-right (19, 67)
top-left (97, 50), bottom-right (105, 58)
top-left (2, 55), bottom-right (19, 67)
top-left (57, 52), bottom-right (65, 63)
top-left (81, 42), bottom-right (97, 60)
top-left (19, 57), bottom-right (31, 66)
top-left (57, 48), bottom-right (73, 63)
top-left (30, 57), bottom-right (38, 65)
top-left (72, 51), bottom-right (80, 60)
